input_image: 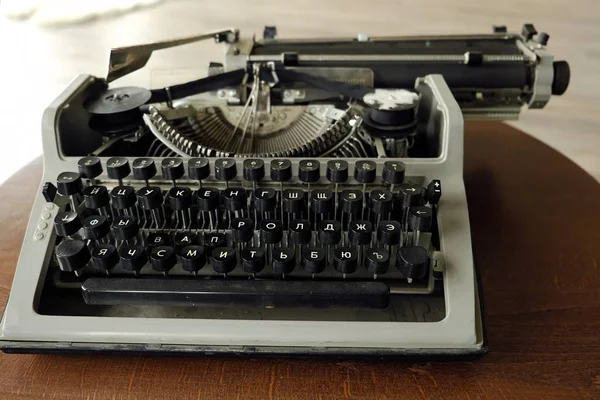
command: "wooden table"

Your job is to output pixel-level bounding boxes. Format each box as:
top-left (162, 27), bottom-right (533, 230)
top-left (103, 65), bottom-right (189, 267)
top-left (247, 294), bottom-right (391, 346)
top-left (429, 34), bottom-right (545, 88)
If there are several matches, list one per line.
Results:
top-left (0, 122), bottom-right (598, 399)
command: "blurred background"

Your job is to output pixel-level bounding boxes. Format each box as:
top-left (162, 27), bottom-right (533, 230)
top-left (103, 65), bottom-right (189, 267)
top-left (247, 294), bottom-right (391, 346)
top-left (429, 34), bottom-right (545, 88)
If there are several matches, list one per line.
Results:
top-left (0, 0), bottom-right (598, 184)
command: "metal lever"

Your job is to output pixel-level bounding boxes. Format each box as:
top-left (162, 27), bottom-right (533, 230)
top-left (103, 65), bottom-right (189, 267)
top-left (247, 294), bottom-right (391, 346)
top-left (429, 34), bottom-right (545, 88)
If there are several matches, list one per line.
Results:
top-left (106, 28), bottom-right (239, 83)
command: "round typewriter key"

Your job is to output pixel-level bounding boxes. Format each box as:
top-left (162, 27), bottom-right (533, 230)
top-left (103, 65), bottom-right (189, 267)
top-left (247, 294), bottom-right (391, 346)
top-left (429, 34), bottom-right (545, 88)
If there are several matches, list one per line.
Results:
top-left (56, 172), bottom-right (83, 196)
top-left (377, 220), bottom-right (401, 245)
top-left (354, 160), bottom-right (376, 183)
top-left (370, 189), bottom-right (394, 214)
top-left (270, 159), bottom-right (292, 182)
top-left (272, 247), bottom-right (296, 275)
top-left (326, 160), bottom-right (348, 183)
top-left (382, 161), bottom-right (406, 185)
top-left (211, 247), bottom-right (237, 274)
top-left (302, 247), bottom-right (326, 274)
top-left (78, 156), bottom-right (103, 180)
top-left (91, 243), bottom-right (118, 274)
top-left (254, 188), bottom-right (277, 213)
top-left (397, 246), bottom-right (429, 281)
top-left (408, 206), bottom-right (433, 231)
top-left (196, 188), bottom-right (220, 211)
top-left (55, 239), bottom-right (90, 274)
top-left (299, 160), bottom-right (320, 183)
top-left (282, 189), bottom-right (306, 214)
top-left (366, 248), bottom-right (390, 276)
top-left (174, 231), bottom-right (198, 252)
top-left (426, 180), bottom-right (442, 205)
top-left (83, 185), bottom-right (110, 209)
top-left (132, 158), bottom-right (157, 182)
top-left (161, 158), bottom-right (185, 181)
top-left (289, 219), bottom-right (312, 245)
top-left (241, 247), bottom-right (266, 274)
top-left (149, 245), bottom-right (177, 274)
top-left (398, 183), bottom-right (424, 208)
top-left (203, 232), bottom-right (226, 253)
top-left (260, 219), bottom-right (283, 244)
top-left (136, 187), bottom-right (163, 210)
top-left (231, 218), bottom-right (254, 243)
top-left (82, 215), bottom-right (110, 240)
top-left (110, 186), bottom-right (137, 210)
top-left (146, 232), bottom-right (172, 250)
top-left (54, 211), bottom-right (82, 237)
top-left (243, 159), bottom-right (265, 182)
top-left (348, 220), bottom-right (373, 246)
top-left (119, 244), bottom-right (147, 273)
top-left (168, 187), bottom-right (192, 210)
top-left (318, 220), bottom-right (342, 245)
top-left (180, 245), bottom-right (206, 273)
top-left (106, 157), bottom-right (131, 181)
top-left (215, 158), bottom-right (237, 182)
top-left (222, 188), bottom-right (247, 211)
top-left (188, 158), bottom-right (210, 182)
top-left (340, 190), bottom-right (363, 214)
top-left (310, 189), bottom-right (334, 214)
top-left (111, 215), bottom-right (139, 242)
top-left (334, 247), bottom-right (359, 275)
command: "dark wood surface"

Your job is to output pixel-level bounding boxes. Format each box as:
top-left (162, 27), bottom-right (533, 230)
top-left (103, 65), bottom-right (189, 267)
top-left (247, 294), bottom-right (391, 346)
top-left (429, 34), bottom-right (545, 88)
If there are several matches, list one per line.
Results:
top-left (0, 122), bottom-right (598, 399)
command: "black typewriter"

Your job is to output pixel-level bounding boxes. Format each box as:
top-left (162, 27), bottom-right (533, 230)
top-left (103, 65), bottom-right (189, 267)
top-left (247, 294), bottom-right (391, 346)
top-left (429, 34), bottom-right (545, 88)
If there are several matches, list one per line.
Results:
top-left (0, 24), bottom-right (569, 358)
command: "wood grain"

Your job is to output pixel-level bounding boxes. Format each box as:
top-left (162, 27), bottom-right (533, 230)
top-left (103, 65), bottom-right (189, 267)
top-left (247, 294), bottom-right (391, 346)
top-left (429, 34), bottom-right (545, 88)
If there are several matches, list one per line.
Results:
top-left (0, 122), bottom-right (599, 399)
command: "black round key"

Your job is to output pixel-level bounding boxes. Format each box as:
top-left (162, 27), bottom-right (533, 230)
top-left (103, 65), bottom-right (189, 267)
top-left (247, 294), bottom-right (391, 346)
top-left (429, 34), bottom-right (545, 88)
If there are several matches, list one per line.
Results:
top-left (354, 160), bottom-right (376, 183)
top-left (377, 220), bottom-right (402, 245)
top-left (110, 186), bottom-right (137, 210)
top-left (168, 187), bottom-right (192, 210)
top-left (365, 248), bottom-right (390, 275)
top-left (119, 245), bottom-right (147, 273)
top-left (55, 239), bottom-right (90, 273)
top-left (180, 245), bottom-right (206, 273)
top-left (348, 220), bottom-right (373, 246)
top-left (78, 156), bottom-right (103, 179)
top-left (57, 172), bottom-right (83, 196)
top-left (299, 160), bottom-right (320, 183)
top-left (398, 183), bottom-right (424, 208)
top-left (196, 188), bottom-right (220, 211)
top-left (188, 158), bottom-right (210, 181)
top-left (203, 232), bottom-right (226, 253)
top-left (222, 188), bottom-right (247, 211)
top-left (260, 219), bottom-right (283, 244)
top-left (326, 160), bottom-right (348, 183)
top-left (231, 218), bottom-right (254, 243)
top-left (241, 247), bottom-right (266, 273)
top-left (54, 211), bottom-right (81, 237)
top-left (82, 215), bottom-right (110, 240)
top-left (146, 232), bottom-right (171, 249)
top-left (289, 219), bottom-right (312, 245)
top-left (149, 245), bottom-right (177, 274)
top-left (318, 220), bottom-right (342, 245)
top-left (214, 158), bottom-right (237, 181)
top-left (282, 189), bottom-right (306, 214)
top-left (132, 158), bottom-right (157, 181)
top-left (254, 188), bottom-right (277, 213)
top-left (302, 248), bottom-right (326, 274)
top-left (270, 159), bottom-right (292, 182)
top-left (409, 206), bottom-right (433, 232)
top-left (161, 158), bottom-right (185, 181)
top-left (370, 189), bottom-right (394, 214)
top-left (91, 243), bottom-right (118, 273)
top-left (311, 189), bottom-right (334, 214)
top-left (334, 247), bottom-right (358, 274)
top-left (111, 215), bottom-right (139, 241)
top-left (243, 159), bottom-right (265, 182)
top-left (397, 246), bottom-right (429, 280)
top-left (83, 185), bottom-right (110, 209)
top-left (106, 157), bottom-right (131, 180)
top-left (340, 190), bottom-right (363, 214)
top-left (426, 180), bottom-right (442, 205)
top-left (382, 161), bottom-right (406, 184)
top-left (272, 247), bottom-right (295, 274)
top-left (211, 247), bottom-right (237, 273)
top-left (136, 187), bottom-right (163, 210)
top-left (174, 231), bottom-right (198, 252)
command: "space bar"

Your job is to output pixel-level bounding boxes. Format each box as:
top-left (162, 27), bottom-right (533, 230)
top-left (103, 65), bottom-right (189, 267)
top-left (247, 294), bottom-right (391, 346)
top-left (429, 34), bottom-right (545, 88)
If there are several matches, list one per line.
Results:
top-left (81, 278), bottom-right (390, 308)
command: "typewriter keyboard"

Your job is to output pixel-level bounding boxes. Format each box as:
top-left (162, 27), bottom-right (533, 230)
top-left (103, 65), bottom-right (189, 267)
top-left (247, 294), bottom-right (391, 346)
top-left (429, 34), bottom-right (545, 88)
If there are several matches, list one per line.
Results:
top-left (45, 156), bottom-right (443, 309)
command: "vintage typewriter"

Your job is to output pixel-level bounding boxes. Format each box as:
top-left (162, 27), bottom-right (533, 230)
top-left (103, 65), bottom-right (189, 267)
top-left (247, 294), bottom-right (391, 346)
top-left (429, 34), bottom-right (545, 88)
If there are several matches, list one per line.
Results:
top-left (0, 24), bottom-right (569, 358)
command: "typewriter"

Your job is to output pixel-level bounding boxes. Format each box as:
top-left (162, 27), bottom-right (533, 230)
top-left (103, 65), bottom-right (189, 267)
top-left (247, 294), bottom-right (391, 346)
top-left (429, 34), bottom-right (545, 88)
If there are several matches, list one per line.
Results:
top-left (0, 24), bottom-right (569, 358)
